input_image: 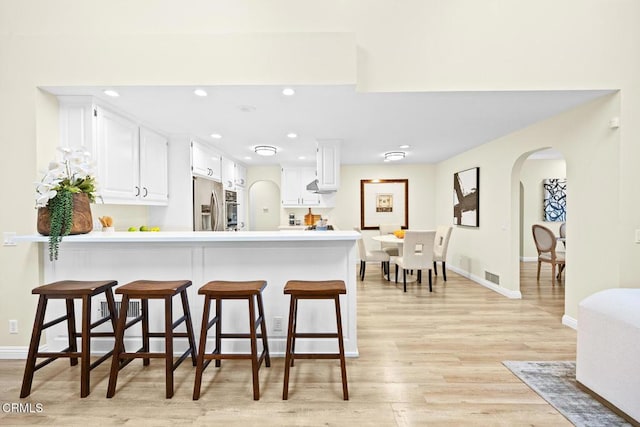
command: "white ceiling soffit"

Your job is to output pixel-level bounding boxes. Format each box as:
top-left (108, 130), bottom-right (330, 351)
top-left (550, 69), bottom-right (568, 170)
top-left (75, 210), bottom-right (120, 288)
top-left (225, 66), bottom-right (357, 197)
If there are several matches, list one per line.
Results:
top-left (42, 85), bottom-right (612, 166)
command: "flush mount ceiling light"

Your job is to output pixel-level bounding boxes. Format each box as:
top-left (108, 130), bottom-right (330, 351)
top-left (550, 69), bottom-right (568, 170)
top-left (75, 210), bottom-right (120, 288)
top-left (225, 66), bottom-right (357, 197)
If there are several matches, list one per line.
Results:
top-left (103, 89), bottom-right (119, 97)
top-left (282, 87), bottom-right (295, 96)
top-left (384, 151), bottom-right (406, 161)
top-left (254, 145), bottom-right (277, 156)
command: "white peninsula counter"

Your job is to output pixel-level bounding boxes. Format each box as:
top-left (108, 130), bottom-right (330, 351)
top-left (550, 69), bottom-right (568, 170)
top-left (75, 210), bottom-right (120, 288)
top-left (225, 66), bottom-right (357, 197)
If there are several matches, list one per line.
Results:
top-left (16, 230), bottom-right (360, 357)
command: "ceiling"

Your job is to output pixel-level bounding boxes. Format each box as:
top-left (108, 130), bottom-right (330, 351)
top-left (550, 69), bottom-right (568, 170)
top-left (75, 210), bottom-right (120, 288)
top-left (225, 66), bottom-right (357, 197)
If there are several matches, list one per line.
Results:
top-left (42, 85), bottom-right (611, 166)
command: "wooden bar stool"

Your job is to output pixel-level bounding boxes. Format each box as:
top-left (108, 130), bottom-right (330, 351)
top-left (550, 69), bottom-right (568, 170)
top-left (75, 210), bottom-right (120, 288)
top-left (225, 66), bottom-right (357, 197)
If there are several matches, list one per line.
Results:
top-left (106, 280), bottom-right (197, 399)
top-left (193, 280), bottom-right (270, 401)
top-left (20, 280), bottom-right (118, 398)
top-left (282, 280), bottom-right (348, 400)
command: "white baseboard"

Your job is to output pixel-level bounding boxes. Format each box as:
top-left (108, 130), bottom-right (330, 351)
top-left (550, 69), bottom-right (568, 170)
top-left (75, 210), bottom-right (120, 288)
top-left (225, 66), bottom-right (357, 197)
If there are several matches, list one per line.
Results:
top-left (447, 265), bottom-right (522, 299)
top-left (520, 257), bottom-right (538, 262)
top-left (0, 345), bottom-right (46, 359)
top-left (562, 314), bottom-right (578, 330)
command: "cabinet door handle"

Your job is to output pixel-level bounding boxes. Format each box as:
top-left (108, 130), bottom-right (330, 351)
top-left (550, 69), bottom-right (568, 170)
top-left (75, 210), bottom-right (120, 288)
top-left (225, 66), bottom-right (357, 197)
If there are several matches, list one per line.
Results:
top-left (135, 186), bottom-right (140, 197)
top-left (143, 187), bottom-right (148, 197)
top-left (207, 168), bottom-right (212, 176)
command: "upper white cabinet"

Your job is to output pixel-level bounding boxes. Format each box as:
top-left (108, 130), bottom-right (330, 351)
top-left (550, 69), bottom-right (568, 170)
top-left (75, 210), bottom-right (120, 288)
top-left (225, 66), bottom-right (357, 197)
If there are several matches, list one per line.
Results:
top-left (281, 166), bottom-right (320, 207)
top-left (222, 156), bottom-right (236, 190)
top-left (58, 96), bottom-right (169, 205)
top-left (138, 127), bottom-right (169, 204)
top-left (235, 162), bottom-right (247, 188)
top-left (316, 139), bottom-right (340, 191)
top-left (191, 141), bottom-right (221, 181)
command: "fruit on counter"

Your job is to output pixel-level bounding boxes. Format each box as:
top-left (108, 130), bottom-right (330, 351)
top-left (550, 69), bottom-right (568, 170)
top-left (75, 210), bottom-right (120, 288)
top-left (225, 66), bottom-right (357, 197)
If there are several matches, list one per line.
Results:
top-left (99, 216), bottom-right (113, 227)
top-left (139, 225), bottom-right (149, 231)
top-left (151, 227), bottom-right (160, 232)
top-left (127, 227), bottom-right (138, 232)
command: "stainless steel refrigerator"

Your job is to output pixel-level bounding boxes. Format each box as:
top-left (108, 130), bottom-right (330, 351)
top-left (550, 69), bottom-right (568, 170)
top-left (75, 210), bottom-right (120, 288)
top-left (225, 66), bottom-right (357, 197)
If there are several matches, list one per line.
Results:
top-left (193, 177), bottom-right (224, 231)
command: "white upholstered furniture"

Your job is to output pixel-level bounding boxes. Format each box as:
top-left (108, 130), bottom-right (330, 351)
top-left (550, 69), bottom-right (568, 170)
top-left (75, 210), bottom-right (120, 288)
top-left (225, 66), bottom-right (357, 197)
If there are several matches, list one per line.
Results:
top-left (432, 225), bottom-right (452, 281)
top-left (394, 230), bottom-right (436, 293)
top-left (355, 228), bottom-right (390, 281)
top-left (577, 288), bottom-right (640, 423)
top-left (378, 224), bottom-right (401, 257)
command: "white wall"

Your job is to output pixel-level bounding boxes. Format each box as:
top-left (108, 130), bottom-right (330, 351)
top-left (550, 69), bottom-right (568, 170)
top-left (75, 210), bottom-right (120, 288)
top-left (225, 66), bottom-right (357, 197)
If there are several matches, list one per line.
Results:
top-left (1, 0), bottom-right (639, 349)
top-left (520, 159), bottom-right (566, 259)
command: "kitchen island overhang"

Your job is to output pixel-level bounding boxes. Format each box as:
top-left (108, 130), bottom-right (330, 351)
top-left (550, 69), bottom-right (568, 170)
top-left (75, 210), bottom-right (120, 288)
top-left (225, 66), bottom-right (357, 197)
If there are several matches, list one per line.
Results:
top-left (16, 230), bottom-right (361, 357)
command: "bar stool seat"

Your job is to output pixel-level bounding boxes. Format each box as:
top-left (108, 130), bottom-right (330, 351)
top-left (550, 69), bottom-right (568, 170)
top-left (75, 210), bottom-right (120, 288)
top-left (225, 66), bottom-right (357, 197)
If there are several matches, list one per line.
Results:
top-left (193, 280), bottom-right (270, 401)
top-left (282, 280), bottom-right (348, 400)
top-left (20, 280), bottom-right (118, 398)
top-left (106, 280), bottom-right (197, 399)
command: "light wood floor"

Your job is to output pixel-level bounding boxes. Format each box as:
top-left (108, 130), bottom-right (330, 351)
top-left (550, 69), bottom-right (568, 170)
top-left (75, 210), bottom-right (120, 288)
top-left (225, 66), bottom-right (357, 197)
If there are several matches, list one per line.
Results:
top-left (0, 263), bottom-right (574, 426)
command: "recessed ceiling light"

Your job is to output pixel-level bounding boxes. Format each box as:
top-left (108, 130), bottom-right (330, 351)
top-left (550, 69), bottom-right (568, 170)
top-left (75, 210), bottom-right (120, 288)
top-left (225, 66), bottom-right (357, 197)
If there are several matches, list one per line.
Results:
top-left (239, 105), bottom-right (256, 113)
top-left (287, 133), bottom-right (298, 139)
top-left (103, 90), bottom-right (119, 97)
top-left (399, 144), bottom-right (411, 149)
top-left (254, 145), bottom-right (277, 156)
top-left (384, 151), bottom-right (406, 161)
top-left (244, 156), bottom-right (252, 160)
top-left (210, 133), bottom-right (222, 139)
top-left (194, 89), bottom-right (207, 97)
top-left (282, 87), bottom-right (295, 96)
top-left (298, 156), bottom-right (306, 160)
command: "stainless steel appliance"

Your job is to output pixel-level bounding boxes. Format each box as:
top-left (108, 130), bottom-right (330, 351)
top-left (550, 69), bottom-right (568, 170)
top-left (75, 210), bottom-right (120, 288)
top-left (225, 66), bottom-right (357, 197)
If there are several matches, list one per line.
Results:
top-left (193, 177), bottom-right (224, 231)
top-left (225, 190), bottom-right (238, 231)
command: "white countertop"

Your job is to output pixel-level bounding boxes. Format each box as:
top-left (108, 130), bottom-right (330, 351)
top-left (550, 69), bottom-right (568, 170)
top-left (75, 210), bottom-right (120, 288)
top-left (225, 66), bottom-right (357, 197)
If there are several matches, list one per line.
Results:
top-left (14, 230), bottom-right (360, 243)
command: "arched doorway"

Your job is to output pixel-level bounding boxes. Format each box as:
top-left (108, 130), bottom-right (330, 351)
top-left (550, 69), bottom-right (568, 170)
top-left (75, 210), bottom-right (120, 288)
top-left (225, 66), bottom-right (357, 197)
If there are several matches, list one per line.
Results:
top-left (248, 180), bottom-right (280, 231)
top-left (515, 148), bottom-right (567, 299)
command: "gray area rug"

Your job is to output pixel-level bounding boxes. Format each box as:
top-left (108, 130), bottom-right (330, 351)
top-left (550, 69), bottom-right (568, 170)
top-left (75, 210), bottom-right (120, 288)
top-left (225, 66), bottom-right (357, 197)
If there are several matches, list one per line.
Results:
top-left (503, 361), bottom-right (632, 426)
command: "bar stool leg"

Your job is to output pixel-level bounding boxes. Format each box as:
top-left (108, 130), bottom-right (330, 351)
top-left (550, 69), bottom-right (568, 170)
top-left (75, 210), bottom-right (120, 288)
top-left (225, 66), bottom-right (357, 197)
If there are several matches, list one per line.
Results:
top-left (214, 298), bottom-right (222, 368)
top-left (256, 292), bottom-right (271, 367)
top-left (180, 290), bottom-right (198, 366)
top-left (141, 299), bottom-right (150, 366)
top-left (282, 295), bottom-right (296, 400)
top-left (20, 295), bottom-right (48, 398)
top-left (290, 296), bottom-right (299, 367)
top-left (65, 298), bottom-right (78, 367)
top-left (164, 295), bottom-right (174, 399)
top-left (193, 296), bottom-right (212, 400)
top-left (80, 295), bottom-right (91, 397)
top-left (248, 295), bottom-right (259, 400)
top-left (334, 295), bottom-right (348, 400)
top-left (107, 295), bottom-right (131, 398)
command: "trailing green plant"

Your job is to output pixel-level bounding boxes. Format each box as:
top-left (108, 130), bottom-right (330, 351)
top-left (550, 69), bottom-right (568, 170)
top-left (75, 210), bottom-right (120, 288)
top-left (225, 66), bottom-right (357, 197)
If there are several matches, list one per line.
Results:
top-left (35, 147), bottom-right (98, 260)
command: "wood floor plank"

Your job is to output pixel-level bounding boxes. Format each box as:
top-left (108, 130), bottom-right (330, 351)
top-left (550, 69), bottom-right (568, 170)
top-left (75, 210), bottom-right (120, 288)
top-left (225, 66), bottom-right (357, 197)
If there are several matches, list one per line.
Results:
top-left (0, 262), bottom-right (575, 425)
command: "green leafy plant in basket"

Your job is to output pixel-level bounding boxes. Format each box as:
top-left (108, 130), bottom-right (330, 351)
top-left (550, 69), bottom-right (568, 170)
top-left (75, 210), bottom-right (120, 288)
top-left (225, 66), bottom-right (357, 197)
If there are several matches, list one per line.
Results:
top-left (35, 147), bottom-right (98, 261)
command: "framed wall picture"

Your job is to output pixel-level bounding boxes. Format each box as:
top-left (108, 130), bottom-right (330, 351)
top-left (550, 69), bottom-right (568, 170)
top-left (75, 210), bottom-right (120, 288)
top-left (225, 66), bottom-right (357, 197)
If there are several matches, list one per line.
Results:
top-left (360, 179), bottom-right (408, 230)
top-left (543, 178), bottom-right (567, 222)
top-left (453, 167), bottom-right (479, 227)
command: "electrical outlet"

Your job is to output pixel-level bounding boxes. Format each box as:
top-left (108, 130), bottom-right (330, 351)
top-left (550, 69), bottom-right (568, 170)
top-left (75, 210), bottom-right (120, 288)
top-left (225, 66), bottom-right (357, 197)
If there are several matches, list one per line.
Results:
top-left (9, 320), bottom-right (18, 334)
top-left (272, 316), bottom-right (283, 332)
top-left (3, 232), bottom-right (17, 246)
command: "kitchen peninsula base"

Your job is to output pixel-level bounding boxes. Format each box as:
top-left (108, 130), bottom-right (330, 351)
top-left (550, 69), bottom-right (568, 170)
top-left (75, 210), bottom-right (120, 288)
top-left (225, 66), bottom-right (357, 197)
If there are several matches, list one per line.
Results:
top-left (16, 231), bottom-right (360, 357)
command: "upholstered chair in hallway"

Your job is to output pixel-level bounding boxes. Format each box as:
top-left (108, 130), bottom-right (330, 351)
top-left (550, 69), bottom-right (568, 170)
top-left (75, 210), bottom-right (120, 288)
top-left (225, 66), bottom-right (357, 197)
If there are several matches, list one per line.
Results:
top-left (532, 224), bottom-right (565, 285)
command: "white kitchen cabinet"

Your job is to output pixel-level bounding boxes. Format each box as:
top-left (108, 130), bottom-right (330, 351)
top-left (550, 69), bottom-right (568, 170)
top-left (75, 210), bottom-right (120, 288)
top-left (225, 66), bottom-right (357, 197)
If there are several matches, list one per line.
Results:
top-left (191, 141), bottom-right (221, 180)
top-left (139, 127), bottom-right (169, 204)
top-left (281, 166), bottom-right (320, 207)
top-left (236, 187), bottom-right (247, 230)
top-left (222, 156), bottom-right (236, 191)
top-left (316, 139), bottom-right (340, 191)
top-left (235, 162), bottom-right (247, 188)
top-left (59, 97), bottom-right (169, 205)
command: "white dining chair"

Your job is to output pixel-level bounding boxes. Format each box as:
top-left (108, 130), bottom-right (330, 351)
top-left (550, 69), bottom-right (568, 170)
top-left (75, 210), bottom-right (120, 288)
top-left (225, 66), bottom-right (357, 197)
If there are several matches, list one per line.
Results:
top-left (378, 224), bottom-right (401, 257)
top-left (433, 225), bottom-right (453, 281)
top-left (354, 228), bottom-right (390, 281)
top-left (394, 230), bottom-right (436, 292)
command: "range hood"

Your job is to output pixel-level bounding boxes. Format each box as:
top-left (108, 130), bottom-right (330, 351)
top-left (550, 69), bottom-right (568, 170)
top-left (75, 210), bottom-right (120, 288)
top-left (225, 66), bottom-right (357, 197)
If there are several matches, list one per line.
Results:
top-left (306, 179), bottom-right (336, 194)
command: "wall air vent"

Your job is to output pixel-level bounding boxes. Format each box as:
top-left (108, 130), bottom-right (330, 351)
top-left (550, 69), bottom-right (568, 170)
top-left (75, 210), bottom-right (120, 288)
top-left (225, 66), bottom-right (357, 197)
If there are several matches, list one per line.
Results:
top-left (99, 300), bottom-right (140, 319)
top-left (485, 271), bottom-right (500, 285)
